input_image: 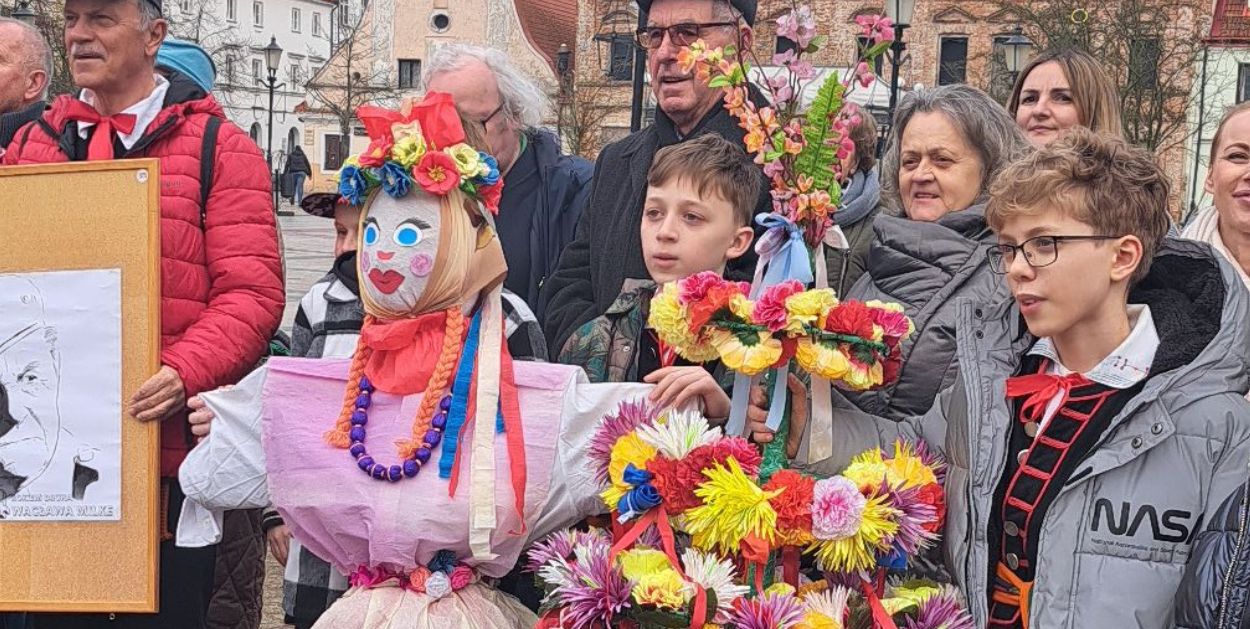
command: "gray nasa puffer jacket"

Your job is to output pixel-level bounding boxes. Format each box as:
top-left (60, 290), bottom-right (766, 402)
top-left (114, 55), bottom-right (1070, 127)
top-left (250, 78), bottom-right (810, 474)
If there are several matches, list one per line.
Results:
top-left (812, 238), bottom-right (1250, 629)
top-left (841, 204), bottom-right (1009, 422)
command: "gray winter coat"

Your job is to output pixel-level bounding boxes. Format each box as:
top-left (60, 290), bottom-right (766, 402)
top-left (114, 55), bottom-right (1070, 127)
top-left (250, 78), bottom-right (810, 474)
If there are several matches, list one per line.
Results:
top-left (841, 204), bottom-right (1008, 422)
top-left (812, 238), bottom-right (1250, 628)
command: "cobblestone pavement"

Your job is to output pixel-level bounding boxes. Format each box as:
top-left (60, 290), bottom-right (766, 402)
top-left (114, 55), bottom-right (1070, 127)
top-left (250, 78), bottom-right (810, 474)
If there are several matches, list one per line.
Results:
top-left (262, 205), bottom-right (337, 629)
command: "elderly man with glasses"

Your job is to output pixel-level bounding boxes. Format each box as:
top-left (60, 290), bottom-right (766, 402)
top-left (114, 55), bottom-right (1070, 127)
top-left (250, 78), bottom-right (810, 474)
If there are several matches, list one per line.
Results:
top-left (540, 0), bottom-right (769, 357)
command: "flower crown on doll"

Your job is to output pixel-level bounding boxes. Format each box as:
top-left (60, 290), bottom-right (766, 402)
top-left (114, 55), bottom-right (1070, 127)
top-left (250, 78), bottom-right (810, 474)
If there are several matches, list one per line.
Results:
top-left (335, 92), bottom-right (503, 213)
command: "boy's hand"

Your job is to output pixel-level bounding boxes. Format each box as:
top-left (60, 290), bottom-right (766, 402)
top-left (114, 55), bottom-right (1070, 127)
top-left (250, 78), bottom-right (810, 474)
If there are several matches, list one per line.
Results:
top-left (745, 375), bottom-right (809, 458)
top-left (644, 366), bottom-right (731, 425)
top-left (267, 524), bottom-right (293, 566)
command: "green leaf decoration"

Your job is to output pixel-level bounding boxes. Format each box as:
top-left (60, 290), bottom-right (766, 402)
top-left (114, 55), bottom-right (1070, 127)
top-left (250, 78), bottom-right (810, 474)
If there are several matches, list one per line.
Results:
top-left (866, 41), bottom-right (892, 58)
top-left (806, 34), bottom-right (828, 54)
top-left (794, 71), bottom-right (846, 195)
top-left (708, 75), bottom-right (731, 89)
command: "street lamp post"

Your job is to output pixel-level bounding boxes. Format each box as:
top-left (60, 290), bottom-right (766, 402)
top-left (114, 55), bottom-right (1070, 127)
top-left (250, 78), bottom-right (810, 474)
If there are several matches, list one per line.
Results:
top-left (883, 0), bottom-right (916, 118)
top-left (1000, 26), bottom-right (1036, 86)
top-left (556, 43), bottom-right (571, 147)
top-left (258, 36), bottom-right (286, 212)
top-left (11, 0), bottom-right (36, 23)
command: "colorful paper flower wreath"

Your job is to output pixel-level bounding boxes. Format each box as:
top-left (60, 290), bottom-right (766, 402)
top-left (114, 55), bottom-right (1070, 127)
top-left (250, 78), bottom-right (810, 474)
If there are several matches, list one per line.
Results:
top-left (648, 272), bottom-right (915, 391)
top-left (335, 92), bottom-right (503, 213)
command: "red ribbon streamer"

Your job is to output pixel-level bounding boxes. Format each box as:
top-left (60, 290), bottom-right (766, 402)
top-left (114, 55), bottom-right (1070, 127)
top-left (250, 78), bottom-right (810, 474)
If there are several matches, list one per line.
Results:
top-left (608, 507), bottom-right (707, 629)
top-left (860, 573), bottom-right (899, 629)
top-left (781, 545), bottom-right (800, 588)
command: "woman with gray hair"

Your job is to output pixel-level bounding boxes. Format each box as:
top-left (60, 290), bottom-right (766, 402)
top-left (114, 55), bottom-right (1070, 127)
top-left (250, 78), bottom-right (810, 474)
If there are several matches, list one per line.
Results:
top-left (840, 84), bottom-right (1031, 421)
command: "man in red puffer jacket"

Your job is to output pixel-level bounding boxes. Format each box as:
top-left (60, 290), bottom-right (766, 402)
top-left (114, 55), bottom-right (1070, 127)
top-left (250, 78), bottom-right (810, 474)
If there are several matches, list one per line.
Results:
top-left (3, 0), bottom-right (284, 626)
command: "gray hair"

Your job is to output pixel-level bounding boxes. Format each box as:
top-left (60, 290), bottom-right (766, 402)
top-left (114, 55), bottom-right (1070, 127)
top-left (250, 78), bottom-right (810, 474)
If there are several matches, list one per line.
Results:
top-left (421, 42), bottom-right (549, 130)
top-left (880, 84), bottom-right (1032, 213)
top-left (0, 17), bottom-right (52, 100)
top-left (136, 0), bottom-right (163, 30)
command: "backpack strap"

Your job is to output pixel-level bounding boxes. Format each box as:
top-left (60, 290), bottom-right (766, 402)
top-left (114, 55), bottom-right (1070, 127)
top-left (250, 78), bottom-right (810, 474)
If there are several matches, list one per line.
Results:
top-left (198, 116), bottom-right (222, 230)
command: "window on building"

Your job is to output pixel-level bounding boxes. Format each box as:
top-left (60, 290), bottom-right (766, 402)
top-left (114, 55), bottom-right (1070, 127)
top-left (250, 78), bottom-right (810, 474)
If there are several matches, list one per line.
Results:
top-left (291, 7), bottom-right (300, 32)
top-left (250, 123), bottom-right (262, 142)
top-left (179, 0), bottom-right (191, 12)
top-left (855, 36), bottom-right (884, 75)
top-left (252, 58), bottom-right (262, 81)
top-left (313, 12), bottom-right (323, 37)
top-left (224, 55), bottom-right (235, 84)
top-left (339, 6), bottom-right (350, 28)
top-left (398, 59), bottom-right (421, 89)
top-left (938, 36), bottom-right (968, 85)
top-left (607, 34), bottom-right (634, 81)
top-left (325, 134), bottom-right (346, 170)
top-left (289, 63), bottom-right (301, 85)
top-left (776, 35), bottom-right (798, 55)
top-left (226, 0), bottom-right (236, 21)
top-left (1129, 37), bottom-right (1161, 90)
top-left (1239, 64), bottom-right (1250, 103)
top-left (252, 0), bottom-right (263, 27)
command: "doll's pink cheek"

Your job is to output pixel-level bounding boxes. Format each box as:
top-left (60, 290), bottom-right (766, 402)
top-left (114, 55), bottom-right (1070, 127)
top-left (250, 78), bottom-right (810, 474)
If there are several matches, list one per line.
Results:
top-left (410, 254), bottom-right (433, 277)
top-left (360, 251), bottom-right (372, 273)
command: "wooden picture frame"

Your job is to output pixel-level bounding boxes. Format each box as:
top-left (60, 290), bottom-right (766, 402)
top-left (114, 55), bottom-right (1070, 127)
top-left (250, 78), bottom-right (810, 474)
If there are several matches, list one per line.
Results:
top-left (0, 159), bottom-right (161, 612)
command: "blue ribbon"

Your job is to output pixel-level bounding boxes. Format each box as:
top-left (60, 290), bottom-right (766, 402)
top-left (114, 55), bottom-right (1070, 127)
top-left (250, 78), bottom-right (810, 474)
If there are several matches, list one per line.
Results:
top-left (616, 464), bottom-right (661, 523)
top-left (878, 545), bottom-right (908, 571)
top-left (725, 371), bottom-right (757, 438)
top-left (441, 311), bottom-right (483, 479)
top-left (754, 213), bottom-right (813, 296)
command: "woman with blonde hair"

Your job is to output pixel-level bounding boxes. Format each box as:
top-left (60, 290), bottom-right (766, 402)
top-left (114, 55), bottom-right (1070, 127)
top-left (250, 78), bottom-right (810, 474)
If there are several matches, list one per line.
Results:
top-left (1008, 47), bottom-right (1123, 146)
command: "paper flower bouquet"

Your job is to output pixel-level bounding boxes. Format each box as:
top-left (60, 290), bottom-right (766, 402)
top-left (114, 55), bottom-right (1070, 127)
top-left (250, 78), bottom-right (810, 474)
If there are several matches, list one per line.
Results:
top-left (649, 272), bottom-right (913, 391)
top-left (526, 401), bottom-right (966, 628)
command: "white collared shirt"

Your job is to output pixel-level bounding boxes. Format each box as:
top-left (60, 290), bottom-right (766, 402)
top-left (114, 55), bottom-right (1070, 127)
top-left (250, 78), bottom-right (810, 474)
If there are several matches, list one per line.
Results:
top-left (1025, 304), bottom-right (1159, 434)
top-left (76, 74), bottom-right (170, 151)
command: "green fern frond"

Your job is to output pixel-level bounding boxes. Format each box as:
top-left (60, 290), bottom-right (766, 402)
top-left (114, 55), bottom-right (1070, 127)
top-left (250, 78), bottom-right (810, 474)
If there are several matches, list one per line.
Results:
top-left (794, 71), bottom-right (846, 201)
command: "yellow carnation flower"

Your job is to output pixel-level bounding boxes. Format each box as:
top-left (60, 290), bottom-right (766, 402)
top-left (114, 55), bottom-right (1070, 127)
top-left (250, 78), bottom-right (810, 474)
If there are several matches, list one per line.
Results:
top-left (600, 433), bottom-right (657, 508)
top-left (709, 329), bottom-right (782, 375)
top-left (729, 293), bottom-right (754, 320)
top-left (785, 289), bottom-right (838, 334)
top-left (633, 569), bottom-right (688, 610)
top-left (795, 339), bottom-right (850, 382)
top-left (391, 135), bottom-right (427, 168)
top-left (842, 449), bottom-right (887, 491)
top-left (617, 548), bottom-right (671, 582)
top-left (447, 143), bottom-right (483, 178)
top-left (796, 612), bottom-right (842, 629)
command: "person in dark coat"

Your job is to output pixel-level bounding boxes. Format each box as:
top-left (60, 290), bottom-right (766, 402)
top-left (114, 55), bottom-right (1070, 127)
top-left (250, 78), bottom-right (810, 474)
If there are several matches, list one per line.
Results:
top-left (424, 43), bottom-right (593, 319)
top-left (0, 18), bottom-right (50, 155)
top-left (283, 145), bottom-right (313, 205)
top-left (540, 0), bottom-right (768, 357)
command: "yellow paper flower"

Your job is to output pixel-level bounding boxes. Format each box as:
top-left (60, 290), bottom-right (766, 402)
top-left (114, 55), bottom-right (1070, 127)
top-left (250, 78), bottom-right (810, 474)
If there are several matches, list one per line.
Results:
top-left (728, 293), bottom-right (754, 320)
top-left (649, 285), bottom-right (720, 363)
top-left (617, 548), bottom-right (672, 582)
top-left (766, 582), bottom-right (796, 597)
top-left (709, 328), bottom-right (782, 375)
top-left (785, 289), bottom-right (838, 334)
top-left (685, 458), bottom-right (780, 555)
top-left (634, 569), bottom-right (688, 610)
top-left (343, 155), bottom-right (361, 168)
top-left (599, 433), bottom-right (657, 508)
top-left (796, 612), bottom-right (842, 629)
top-left (807, 494), bottom-right (899, 573)
top-left (883, 442), bottom-right (938, 489)
top-left (795, 338), bottom-right (850, 382)
top-left (842, 448), bottom-right (887, 492)
top-left (447, 143), bottom-right (483, 178)
top-left (391, 135), bottom-right (427, 168)
top-left (843, 361), bottom-right (882, 391)
top-left (880, 582), bottom-right (941, 616)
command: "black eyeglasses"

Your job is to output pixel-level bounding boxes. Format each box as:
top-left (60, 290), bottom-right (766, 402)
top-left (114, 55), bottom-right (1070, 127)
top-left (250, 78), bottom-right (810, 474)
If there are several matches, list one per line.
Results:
top-left (986, 235), bottom-right (1119, 274)
top-left (635, 22), bottom-right (738, 49)
top-left (479, 103), bottom-right (505, 126)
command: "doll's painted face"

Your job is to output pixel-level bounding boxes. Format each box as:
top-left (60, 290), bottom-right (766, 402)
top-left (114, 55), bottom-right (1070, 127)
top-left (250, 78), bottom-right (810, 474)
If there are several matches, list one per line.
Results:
top-left (358, 192), bottom-right (442, 315)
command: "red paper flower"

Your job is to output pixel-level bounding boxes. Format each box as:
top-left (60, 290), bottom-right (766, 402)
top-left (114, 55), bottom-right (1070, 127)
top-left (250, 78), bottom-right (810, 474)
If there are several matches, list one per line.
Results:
top-left (477, 181), bottom-right (502, 214)
top-left (358, 135), bottom-right (394, 168)
top-left (648, 456), bottom-right (704, 513)
top-left (753, 280), bottom-right (804, 332)
top-left (917, 482), bottom-right (946, 533)
top-left (763, 469), bottom-right (815, 535)
top-left (414, 151), bottom-right (461, 195)
top-left (450, 565), bottom-right (474, 590)
top-left (687, 283), bottom-right (746, 332)
top-left (709, 436), bottom-right (762, 476)
top-left (679, 272), bottom-right (724, 304)
top-left (824, 300), bottom-right (877, 339)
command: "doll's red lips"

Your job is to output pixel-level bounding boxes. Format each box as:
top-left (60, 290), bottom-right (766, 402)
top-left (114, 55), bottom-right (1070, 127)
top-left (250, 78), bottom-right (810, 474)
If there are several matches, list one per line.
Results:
top-left (368, 269), bottom-right (404, 294)
top-left (377, 251), bottom-right (395, 261)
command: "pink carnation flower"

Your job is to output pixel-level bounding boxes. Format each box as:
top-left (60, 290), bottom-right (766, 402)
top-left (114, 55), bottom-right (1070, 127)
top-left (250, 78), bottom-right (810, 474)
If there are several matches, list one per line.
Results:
top-left (680, 271), bottom-right (726, 304)
top-left (450, 565), bottom-right (474, 590)
top-left (811, 476), bottom-right (868, 540)
top-left (754, 280), bottom-right (805, 332)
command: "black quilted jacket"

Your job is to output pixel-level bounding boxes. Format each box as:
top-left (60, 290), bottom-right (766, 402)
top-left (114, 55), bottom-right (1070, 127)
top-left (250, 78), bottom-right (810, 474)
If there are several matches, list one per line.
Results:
top-left (1176, 475), bottom-right (1250, 629)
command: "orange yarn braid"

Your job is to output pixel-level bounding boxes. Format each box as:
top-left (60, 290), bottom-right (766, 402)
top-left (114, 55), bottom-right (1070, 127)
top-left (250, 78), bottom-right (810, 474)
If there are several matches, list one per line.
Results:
top-left (395, 308), bottom-right (466, 460)
top-left (325, 315), bottom-right (378, 448)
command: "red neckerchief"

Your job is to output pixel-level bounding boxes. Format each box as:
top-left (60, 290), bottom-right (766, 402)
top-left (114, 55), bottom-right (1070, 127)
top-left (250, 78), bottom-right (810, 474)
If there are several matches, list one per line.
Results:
top-left (1005, 359), bottom-right (1092, 425)
top-left (63, 99), bottom-right (137, 160)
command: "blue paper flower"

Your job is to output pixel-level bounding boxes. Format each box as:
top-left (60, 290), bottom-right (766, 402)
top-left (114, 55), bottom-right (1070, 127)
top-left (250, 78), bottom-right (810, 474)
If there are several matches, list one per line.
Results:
top-left (475, 152), bottom-right (500, 186)
top-left (428, 549), bottom-right (458, 574)
top-left (379, 161), bottom-right (413, 198)
top-left (338, 165), bottom-right (370, 206)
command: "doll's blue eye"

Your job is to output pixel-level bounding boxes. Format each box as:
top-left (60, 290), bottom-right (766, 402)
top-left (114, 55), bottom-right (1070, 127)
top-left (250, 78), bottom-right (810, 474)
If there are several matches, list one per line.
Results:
top-left (363, 223), bottom-right (379, 246)
top-left (393, 224), bottom-right (422, 247)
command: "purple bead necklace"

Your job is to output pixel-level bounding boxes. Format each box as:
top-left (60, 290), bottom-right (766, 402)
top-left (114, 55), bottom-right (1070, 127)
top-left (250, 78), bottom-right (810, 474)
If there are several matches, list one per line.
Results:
top-left (347, 376), bottom-right (452, 482)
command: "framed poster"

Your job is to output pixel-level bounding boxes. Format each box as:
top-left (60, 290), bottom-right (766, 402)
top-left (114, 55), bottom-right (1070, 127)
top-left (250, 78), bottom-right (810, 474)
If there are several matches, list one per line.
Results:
top-left (0, 159), bottom-right (161, 612)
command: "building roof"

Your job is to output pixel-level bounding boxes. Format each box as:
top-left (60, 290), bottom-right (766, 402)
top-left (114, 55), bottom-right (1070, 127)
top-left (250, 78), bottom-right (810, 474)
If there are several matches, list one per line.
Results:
top-left (514, 0), bottom-right (578, 73)
top-left (1211, 0), bottom-right (1250, 42)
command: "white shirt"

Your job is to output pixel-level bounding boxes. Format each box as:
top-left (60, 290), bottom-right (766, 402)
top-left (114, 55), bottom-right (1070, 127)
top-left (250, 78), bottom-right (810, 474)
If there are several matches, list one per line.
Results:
top-left (77, 74), bottom-right (170, 150)
top-left (1025, 304), bottom-right (1159, 434)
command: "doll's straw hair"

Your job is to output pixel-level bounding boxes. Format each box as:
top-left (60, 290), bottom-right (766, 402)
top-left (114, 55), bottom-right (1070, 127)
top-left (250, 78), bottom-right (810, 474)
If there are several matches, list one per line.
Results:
top-left (326, 321), bottom-right (377, 448)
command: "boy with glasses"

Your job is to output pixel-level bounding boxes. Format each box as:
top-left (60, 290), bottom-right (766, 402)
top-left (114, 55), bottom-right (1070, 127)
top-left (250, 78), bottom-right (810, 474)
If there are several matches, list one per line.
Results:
top-left (780, 128), bottom-right (1250, 628)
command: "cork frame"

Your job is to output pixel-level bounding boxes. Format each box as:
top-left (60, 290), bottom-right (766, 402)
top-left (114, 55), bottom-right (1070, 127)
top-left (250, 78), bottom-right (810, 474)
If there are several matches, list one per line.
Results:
top-left (0, 159), bottom-right (161, 613)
